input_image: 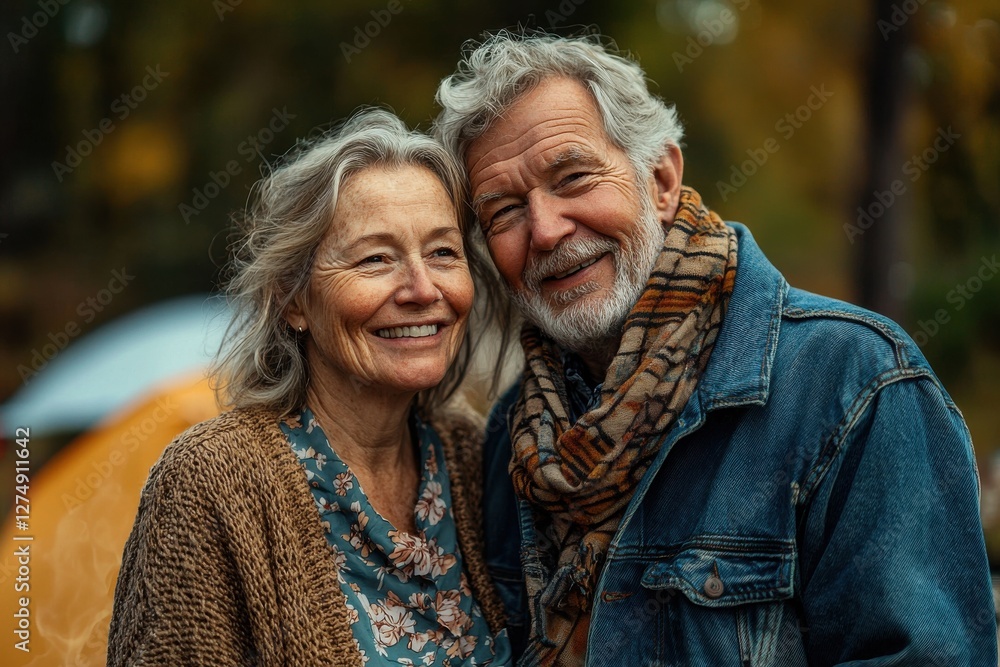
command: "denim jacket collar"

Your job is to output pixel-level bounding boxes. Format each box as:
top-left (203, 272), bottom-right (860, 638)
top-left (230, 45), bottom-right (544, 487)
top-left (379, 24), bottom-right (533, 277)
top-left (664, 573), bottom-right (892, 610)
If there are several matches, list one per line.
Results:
top-left (607, 224), bottom-right (788, 555)
top-left (696, 223), bottom-right (787, 412)
top-left (611, 224), bottom-right (789, 546)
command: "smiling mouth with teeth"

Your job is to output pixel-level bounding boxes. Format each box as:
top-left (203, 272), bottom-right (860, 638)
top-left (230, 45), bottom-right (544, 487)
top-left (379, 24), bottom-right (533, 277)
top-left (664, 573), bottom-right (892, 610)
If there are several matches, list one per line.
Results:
top-left (376, 324), bottom-right (439, 339)
top-left (547, 256), bottom-right (602, 281)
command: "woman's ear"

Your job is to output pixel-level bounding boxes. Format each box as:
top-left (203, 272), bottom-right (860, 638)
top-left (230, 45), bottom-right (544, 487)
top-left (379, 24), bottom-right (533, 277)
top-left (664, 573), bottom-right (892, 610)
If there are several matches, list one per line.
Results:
top-left (284, 293), bottom-right (308, 333)
top-left (648, 144), bottom-right (685, 223)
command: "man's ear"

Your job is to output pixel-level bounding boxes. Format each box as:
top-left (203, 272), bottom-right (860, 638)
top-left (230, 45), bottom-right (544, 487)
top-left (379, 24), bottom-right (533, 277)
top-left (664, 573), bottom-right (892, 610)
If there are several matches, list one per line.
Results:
top-left (648, 144), bottom-right (684, 223)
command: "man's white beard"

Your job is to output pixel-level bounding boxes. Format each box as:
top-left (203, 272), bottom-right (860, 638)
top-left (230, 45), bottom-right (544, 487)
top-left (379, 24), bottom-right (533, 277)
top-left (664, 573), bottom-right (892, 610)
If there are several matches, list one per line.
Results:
top-left (507, 196), bottom-right (665, 355)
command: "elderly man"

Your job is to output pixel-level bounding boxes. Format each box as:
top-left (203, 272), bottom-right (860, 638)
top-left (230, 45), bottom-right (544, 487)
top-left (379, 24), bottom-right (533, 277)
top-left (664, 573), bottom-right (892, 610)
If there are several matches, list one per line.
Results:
top-left (434, 32), bottom-right (996, 666)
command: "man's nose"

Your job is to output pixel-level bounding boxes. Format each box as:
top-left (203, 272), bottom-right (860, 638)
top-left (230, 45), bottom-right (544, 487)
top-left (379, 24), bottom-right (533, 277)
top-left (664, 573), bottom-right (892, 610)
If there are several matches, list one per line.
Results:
top-left (528, 194), bottom-right (576, 252)
top-left (396, 261), bottom-right (443, 306)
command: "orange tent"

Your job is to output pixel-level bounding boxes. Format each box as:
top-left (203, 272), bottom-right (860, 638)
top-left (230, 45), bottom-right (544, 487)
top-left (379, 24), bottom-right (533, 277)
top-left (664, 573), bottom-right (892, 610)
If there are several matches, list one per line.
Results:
top-left (0, 374), bottom-right (221, 666)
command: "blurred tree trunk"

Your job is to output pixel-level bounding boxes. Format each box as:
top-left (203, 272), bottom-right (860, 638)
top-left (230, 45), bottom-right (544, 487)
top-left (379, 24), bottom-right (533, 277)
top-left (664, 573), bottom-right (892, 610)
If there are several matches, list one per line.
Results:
top-left (855, 0), bottom-right (912, 321)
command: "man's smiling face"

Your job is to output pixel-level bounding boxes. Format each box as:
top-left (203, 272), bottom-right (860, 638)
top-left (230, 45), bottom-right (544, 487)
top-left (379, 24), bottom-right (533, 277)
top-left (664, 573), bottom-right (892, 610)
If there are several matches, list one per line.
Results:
top-left (465, 76), bottom-right (670, 351)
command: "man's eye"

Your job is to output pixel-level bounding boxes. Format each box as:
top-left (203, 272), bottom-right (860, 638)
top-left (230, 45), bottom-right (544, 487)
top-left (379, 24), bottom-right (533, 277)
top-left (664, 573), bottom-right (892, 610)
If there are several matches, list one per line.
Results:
top-left (561, 172), bottom-right (588, 185)
top-left (361, 255), bottom-right (385, 264)
top-left (491, 204), bottom-right (518, 221)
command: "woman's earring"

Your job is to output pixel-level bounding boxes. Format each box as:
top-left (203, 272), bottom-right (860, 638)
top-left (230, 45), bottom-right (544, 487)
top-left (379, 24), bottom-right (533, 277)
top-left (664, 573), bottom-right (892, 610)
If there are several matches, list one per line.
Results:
top-left (298, 326), bottom-right (303, 333)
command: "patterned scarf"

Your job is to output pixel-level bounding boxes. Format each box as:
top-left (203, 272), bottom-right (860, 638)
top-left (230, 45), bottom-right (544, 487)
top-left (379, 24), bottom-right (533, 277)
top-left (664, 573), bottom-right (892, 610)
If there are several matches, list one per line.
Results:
top-left (509, 187), bottom-right (738, 666)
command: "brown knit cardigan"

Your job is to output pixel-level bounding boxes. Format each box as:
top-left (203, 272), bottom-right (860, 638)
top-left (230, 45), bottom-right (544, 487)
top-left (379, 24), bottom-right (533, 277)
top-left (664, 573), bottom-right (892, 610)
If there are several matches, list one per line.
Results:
top-left (107, 407), bottom-right (507, 666)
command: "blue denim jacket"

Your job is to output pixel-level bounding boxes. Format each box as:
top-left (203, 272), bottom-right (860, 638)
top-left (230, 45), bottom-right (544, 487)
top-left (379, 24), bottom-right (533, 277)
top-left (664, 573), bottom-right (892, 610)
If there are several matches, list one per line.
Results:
top-left (483, 223), bottom-right (997, 666)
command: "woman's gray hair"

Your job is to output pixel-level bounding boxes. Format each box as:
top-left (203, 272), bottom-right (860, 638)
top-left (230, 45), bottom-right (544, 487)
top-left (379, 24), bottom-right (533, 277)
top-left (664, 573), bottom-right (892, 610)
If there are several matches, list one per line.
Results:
top-left (433, 30), bottom-right (684, 177)
top-left (212, 107), bottom-right (489, 417)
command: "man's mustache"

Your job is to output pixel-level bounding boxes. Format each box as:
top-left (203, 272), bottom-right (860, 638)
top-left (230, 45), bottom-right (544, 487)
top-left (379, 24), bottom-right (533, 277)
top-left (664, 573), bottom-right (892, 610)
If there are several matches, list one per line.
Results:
top-left (521, 238), bottom-right (618, 290)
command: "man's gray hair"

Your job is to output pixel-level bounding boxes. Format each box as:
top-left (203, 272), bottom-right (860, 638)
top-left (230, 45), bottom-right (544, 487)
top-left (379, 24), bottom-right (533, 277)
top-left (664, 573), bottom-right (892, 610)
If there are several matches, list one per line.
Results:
top-left (212, 107), bottom-right (485, 416)
top-left (433, 31), bottom-right (684, 175)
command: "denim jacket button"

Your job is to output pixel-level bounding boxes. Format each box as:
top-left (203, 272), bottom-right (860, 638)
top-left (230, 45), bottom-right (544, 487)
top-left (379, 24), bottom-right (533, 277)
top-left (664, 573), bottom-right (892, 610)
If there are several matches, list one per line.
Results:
top-left (704, 575), bottom-right (724, 599)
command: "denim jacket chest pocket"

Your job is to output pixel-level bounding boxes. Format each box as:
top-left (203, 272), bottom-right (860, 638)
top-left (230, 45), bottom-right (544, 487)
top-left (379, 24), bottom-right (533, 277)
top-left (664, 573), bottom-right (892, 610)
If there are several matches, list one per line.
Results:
top-left (628, 540), bottom-right (808, 667)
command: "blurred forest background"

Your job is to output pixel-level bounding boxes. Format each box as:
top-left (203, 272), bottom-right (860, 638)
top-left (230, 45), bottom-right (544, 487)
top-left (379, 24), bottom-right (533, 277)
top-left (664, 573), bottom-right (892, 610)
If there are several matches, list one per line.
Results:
top-left (1, 0), bottom-right (999, 566)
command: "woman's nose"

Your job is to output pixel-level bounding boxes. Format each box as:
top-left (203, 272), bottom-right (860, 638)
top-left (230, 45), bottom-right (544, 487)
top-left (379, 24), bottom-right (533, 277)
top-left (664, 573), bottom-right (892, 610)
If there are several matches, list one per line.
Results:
top-left (396, 261), bottom-right (443, 306)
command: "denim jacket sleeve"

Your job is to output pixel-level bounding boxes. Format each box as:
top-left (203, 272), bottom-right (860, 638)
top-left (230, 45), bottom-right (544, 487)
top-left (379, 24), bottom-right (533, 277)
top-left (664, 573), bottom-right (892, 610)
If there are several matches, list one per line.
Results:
top-left (796, 373), bottom-right (997, 665)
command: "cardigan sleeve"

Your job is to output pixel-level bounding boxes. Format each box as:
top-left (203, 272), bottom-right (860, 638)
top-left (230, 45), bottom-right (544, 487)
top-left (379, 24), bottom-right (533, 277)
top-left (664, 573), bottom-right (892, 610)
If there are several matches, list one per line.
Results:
top-left (107, 447), bottom-right (260, 666)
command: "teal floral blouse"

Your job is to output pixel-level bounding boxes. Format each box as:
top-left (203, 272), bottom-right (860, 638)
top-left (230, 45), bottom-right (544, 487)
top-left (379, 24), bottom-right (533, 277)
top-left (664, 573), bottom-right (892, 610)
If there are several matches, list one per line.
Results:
top-left (280, 408), bottom-right (511, 666)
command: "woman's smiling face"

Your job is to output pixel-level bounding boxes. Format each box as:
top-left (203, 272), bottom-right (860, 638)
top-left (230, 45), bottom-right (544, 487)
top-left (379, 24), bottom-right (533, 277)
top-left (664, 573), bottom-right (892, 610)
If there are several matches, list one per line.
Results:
top-left (287, 164), bottom-right (473, 399)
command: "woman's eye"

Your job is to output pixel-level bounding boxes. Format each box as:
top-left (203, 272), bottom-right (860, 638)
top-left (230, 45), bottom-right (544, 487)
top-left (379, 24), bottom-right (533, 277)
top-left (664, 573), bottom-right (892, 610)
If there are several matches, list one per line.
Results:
top-left (361, 255), bottom-right (385, 264)
top-left (433, 247), bottom-right (458, 258)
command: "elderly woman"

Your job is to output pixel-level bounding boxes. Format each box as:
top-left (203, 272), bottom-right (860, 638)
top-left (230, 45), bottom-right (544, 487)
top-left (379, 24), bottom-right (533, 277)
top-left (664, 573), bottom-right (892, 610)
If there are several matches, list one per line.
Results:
top-left (108, 109), bottom-right (511, 666)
